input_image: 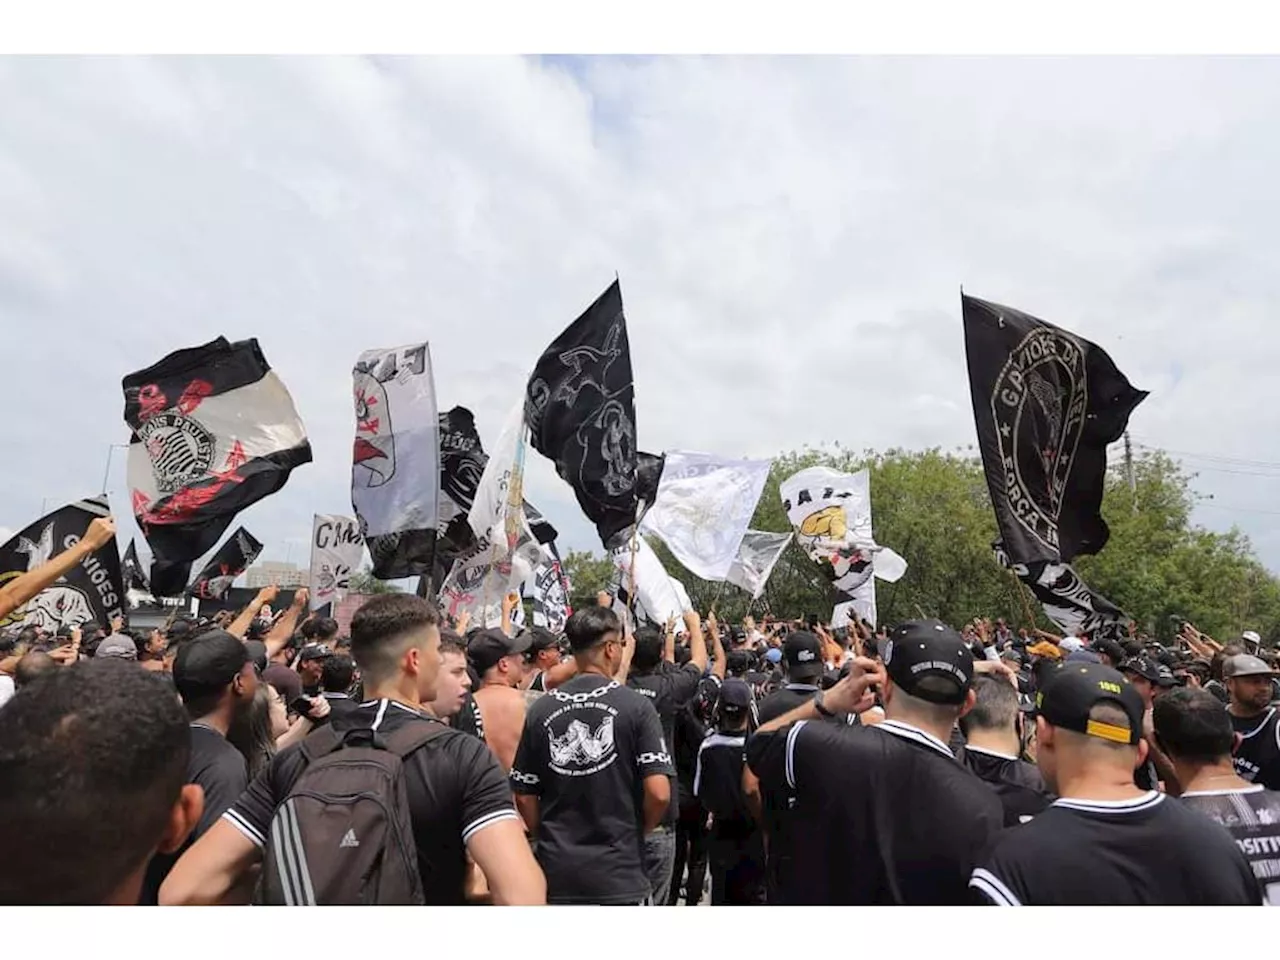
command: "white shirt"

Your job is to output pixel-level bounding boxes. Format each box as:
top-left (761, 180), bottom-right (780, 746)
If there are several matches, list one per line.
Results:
top-left (0, 675), bottom-right (15, 708)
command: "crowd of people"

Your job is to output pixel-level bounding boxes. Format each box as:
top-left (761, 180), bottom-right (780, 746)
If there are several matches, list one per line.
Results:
top-left (1, 515), bottom-right (1279, 905)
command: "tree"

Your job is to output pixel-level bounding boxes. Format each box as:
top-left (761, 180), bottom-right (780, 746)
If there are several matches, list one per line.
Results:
top-left (560, 550), bottom-right (615, 608)
top-left (348, 569), bottom-right (403, 595)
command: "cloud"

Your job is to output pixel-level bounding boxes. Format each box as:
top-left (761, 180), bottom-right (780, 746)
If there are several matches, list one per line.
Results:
top-left (2, 56), bottom-right (1279, 574)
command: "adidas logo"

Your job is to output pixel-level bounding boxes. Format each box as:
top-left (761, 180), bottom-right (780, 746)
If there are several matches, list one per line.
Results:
top-left (339, 829), bottom-right (360, 848)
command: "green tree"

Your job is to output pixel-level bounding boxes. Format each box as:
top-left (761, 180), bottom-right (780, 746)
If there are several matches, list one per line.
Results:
top-left (560, 550), bottom-right (615, 608)
top-left (348, 569), bottom-right (403, 595)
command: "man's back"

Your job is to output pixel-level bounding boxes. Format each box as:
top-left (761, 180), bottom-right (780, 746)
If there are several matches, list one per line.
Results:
top-left (472, 684), bottom-right (527, 773)
top-left (962, 746), bottom-right (1053, 826)
top-left (1181, 786), bottom-right (1280, 905)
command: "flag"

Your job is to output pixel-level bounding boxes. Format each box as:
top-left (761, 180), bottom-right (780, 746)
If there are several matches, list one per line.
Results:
top-left (635, 451), bottom-right (666, 515)
top-left (780, 467), bottom-right (907, 601)
top-left (639, 451), bottom-right (772, 581)
top-left (123, 337), bottom-right (312, 596)
top-left (0, 496), bottom-right (124, 630)
top-left (309, 514), bottom-right (364, 611)
top-left (994, 543), bottom-right (1129, 642)
top-left (726, 530), bottom-right (793, 600)
top-left (963, 294), bottom-right (1148, 564)
top-left (610, 536), bottom-right (684, 626)
top-left (122, 539), bottom-right (150, 593)
top-left (189, 527), bottom-right (263, 600)
top-left (525, 280), bottom-right (637, 549)
top-left (351, 342), bottom-right (440, 580)
top-left (833, 579), bottom-right (877, 631)
top-left (532, 545), bottom-right (572, 633)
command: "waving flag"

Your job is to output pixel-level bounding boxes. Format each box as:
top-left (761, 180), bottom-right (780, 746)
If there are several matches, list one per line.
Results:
top-left (189, 527), bottom-right (262, 600)
top-left (726, 530), bottom-right (793, 600)
top-left (309, 515), bottom-right (364, 611)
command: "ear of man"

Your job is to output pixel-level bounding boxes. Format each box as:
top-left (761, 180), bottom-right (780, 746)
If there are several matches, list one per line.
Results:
top-left (157, 784), bottom-right (205, 856)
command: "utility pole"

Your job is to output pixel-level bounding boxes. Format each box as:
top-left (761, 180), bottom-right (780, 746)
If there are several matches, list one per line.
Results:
top-left (1124, 430), bottom-right (1137, 514)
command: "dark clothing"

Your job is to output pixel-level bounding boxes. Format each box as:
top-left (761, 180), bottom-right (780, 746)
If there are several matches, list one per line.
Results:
top-left (310, 692), bottom-right (359, 727)
top-left (454, 691), bottom-right (482, 739)
top-left (1181, 786), bottom-right (1280, 905)
top-left (962, 746), bottom-right (1054, 826)
top-left (972, 792), bottom-right (1261, 905)
top-left (224, 698), bottom-right (517, 905)
top-left (628, 661), bottom-right (702, 825)
top-left (696, 728), bottom-right (766, 905)
top-left (709, 826), bottom-right (767, 905)
top-left (748, 718), bottom-right (1003, 904)
top-left (670, 794), bottom-right (709, 905)
top-left (1232, 708), bottom-right (1280, 791)
top-left (511, 675), bottom-right (675, 905)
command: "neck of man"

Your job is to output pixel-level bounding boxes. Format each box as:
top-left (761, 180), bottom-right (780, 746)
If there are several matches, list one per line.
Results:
top-left (576, 655), bottom-right (613, 680)
top-left (479, 674), bottom-right (513, 691)
top-left (1053, 756), bottom-right (1147, 802)
top-left (884, 701), bottom-right (958, 747)
top-left (1179, 757), bottom-right (1255, 794)
top-left (363, 678), bottom-right (421, 710)
top-left (964, 727), bottom-right (1022, 759)
top-left (192, 704), bottom-right (232, 737)
top-left (1230, 699), bottom-right (1269, 720)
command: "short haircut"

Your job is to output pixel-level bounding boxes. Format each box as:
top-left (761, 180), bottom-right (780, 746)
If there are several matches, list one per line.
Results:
top-left (14, 651), bottom-right (58, 689)
top-left (565, 607), bottom-right (621, 654)
top-left (302, 617), bottom-right (339, 642)
top-left (0, 660), bottom-right (189, 904)
top-left (439, 630), bottom-right (466, 658)
top-left (321, 654), bottom-right (356, 694)
top-left (173, 631), bottom-right (251, 719)
top-left (960, 676), bottom-right (1020, 735)
top-left (350, 594), bottom-right (440, 686)
top-left (632, 626), bottom-right (664, 672)
top-left (1153, 687), bottom-right (1234, 765)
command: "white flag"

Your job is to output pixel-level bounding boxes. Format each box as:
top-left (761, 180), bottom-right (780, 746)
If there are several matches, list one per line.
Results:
top-left (639, 451), bottom-right (772, 581)
top-left (468, 399), bottom-right (525, 544)
top-left (833, 578), bottom-right (877, 630)
top-left (532, 555), bottom-right (571, 633)
top-left (611, 536), bottom-right (683, 626)
top-left (725, 530), bottom-right (793, 600)
top-left (309, 514), bottom-right (364, 611)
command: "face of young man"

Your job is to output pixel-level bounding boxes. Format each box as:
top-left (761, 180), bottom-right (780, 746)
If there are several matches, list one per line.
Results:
top-left (1229, 675), bottom-right (1274, 714)
top-left (431, 650), bottom-right (471, 719)
top-left (299, 659), bottom-right (325, 687)
top-left (413, 625), bottom-right (442, 704)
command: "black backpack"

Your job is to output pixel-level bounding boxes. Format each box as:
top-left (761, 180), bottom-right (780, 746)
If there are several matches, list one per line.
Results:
top-left (258, 721), bottom-right (445, 905)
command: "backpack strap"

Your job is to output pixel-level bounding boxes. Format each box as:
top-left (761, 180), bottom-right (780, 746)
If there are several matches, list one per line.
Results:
top-left (298, 724), bottom-right (344, 764)
top-left (384, 718), bottom-right (450, 758)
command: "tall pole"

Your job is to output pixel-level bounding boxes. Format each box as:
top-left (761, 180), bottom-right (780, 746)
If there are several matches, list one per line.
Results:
top-left (101, 443), bottom-right (127, 496)
top-left (1124, 430), bottom-right (1137, 514)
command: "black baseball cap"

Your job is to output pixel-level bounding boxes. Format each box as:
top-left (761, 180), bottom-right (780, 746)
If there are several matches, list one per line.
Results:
top-left (468, 628), bottom-right (532, 676)
top-left (718, 678), bottom-right (753, 710)
top-left (173, 630), bottom-right (251, 702)
top-left (1120, 656), bottom-right (1163, 684)
top-left (1036, 662), bottom-right (1145, 746)
top-left (298, 643), bottom-right (334, 663)
top-left (883, 620), bottom-right (975, 706)
top-left (527, 627), bottom-right (560, 655)
top-left (243, 640), bottom-right (269, 674)
top-left (783, 631), bottom-right (824, 682)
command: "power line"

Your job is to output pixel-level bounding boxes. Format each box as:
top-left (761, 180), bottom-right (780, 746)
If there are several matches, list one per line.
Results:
top-left (1130, 439), bottom-right (1280, 471)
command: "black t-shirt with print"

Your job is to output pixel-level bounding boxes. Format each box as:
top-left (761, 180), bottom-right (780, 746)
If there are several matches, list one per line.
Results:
top-left (961, 746), bottom-right (1054, 827)
top-left (510, 674), bottom-right (675, 905)
top-left (971, 791), bottom-right (1260, 905)
top-left (694, 730), bottom-right (755, 837)
top-left (222, 698), bottom-right (518, 905)
top-left (1181, 786), bottom-right (1280, 905)
top-left (628, 660), bottom-right (702, 825)
top-left (748, 718), bottom-right (1003, 905)
top-left (1232, 708), bottom-right (1280, 791)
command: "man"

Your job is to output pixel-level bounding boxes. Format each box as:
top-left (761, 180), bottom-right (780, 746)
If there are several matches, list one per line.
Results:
top-left (468, 627), bottom-right (533, 772)
top-left (140, 629), bottom-right (259, 903)
top-left (296, 643), bottom-right (333, 696)
top-left (695, 678), bottom-right (765, 905)
top-left (626, 610), bottom-right (710, 905)
top-left (13, 650), bottom-right (59, 689)
top-left (1096, 638), bottom-right (1127, 670)
top-left (959, 676), bottom-right (1052, 825)
top-left (0, 660), bottom-right (203, 904)
top-left (1224, 653), bottom-right (1280, 790)
top-left (1120, 655), bottom-right (1178, 792)
top-left (747, 621), bottom-right (1004, 904)
top-left (757, 631), bottom-right (833, 723)
top-left (1154, 688), bottom-right (1280, 904)
top-left (671, 675), bottom-right (719, 905)
top-left (970, 662), bottom-right (1259, 905)
top-left (427, 632), bottom-right (472, 722)
top-left (160, 595), bottom-right (542, 905)
top-left (523, 627), bottom-right (576, 692)
top-left (301, 616), bottom-right (340, 646)
top-left (317, 654), bottom-right (359, 725)
top-left (95, 632), bottom-right (138, 661)
top-left (511, 606), bottom-right (674, 905)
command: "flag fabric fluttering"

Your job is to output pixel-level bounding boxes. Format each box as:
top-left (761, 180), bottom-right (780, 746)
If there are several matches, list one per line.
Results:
top-left (189, 527), bottom-right (263, 600)
top-left (611, 536), bottom-right (687, 627)
top-left (309, 514), bottom-right (364, 611)
top-left (0, 496), bottom-right (125, 630)
top-left (122, 539), bottom-right (150, 593)
top-left (525, 280), bottom-right (638, 549)
top-left (639, 451), bottom-right (772, 581)
top-left (963, 294), bottom-right (1148, 565)
top-left (351, 342), bottom-right (441, 581)
top-left (635, 451), bottom-right (666, 516)
top-left (123, 337), bottom-right (312, 596)
top-left (725, 530), bottom-right (793, 600)
top-left (532, 551), bottom-right (572, 634)
top-left (993, 543), bottom-right (1129, 642)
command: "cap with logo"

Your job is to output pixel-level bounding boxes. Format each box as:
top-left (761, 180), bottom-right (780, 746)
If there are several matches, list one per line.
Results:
top-left (782, 631), bottom-right (824, 681)
top-left (882, 619), bottom-right (975, 706)
top-left (1223, 654), bottom-right (1278, 679)
top-left (95, 634), bottom-right (138, 661)
top-left (1119, 656), bottom-right (1170, 685)
top-left (1035, 661), bottom-right (1145, 746)
top-left (298, 643), bottom-right (334, 663)
top-left (468, 628), bottom-right (533, 676)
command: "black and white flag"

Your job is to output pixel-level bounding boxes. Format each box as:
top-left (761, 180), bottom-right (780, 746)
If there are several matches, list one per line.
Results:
top-left (994, 543), bottom-right (1129, 642)
top-left (310, 514), bottom-right (364, 611)
top-left (525, 280), bottom-right (638, 549)
top-left (351, 342), bottom-right (440, 580)
top-left (123, 337), bottom-right (312, 596)
top-left (189, 527), bottom-right (263, 600)
top-left (0, 496), bottom-right (125, 631)
top-left (963, 294), bottom-right (1148, 564)
top-left (532, 543), bottom-right (572, 634)
top-left (122, 539), bottom-right (150, 593)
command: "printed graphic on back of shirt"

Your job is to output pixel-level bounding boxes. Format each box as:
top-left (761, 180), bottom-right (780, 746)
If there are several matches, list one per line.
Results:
top-left (543, 690), bottom-right (620, 777)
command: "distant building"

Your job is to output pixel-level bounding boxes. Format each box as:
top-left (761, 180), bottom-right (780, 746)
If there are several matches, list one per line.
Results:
top-left (244, 561), bottom-right (307, 589)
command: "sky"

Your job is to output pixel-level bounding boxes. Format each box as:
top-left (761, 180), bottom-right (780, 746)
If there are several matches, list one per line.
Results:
top-left (3, 55), bottom-right (1280, 577)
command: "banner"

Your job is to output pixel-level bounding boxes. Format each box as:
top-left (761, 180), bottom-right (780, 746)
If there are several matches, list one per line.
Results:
top-left (994, 542), bottom-right (1129, 642)
top-left (611, 536), bottom-right (685, 627)
top-left (963, 294), bottom-right (1147, 564)
top-left (309, 514), bottom-right (364, 611)
top-left (189, 527), bottom-right (263, 600)
top-left (726, 530), bottom-right (793, 600)
top-left (351, 342), bottom-right (440, 579)
top-left (123, 337), bottom-right (312, 596)
top-left (639, 451), bottom-right (772, 581)
top-left (833, 579), bottom-right (877, 630)
top-left (532, 548), bottom-right (572, 634)
top-left (526, 280), bottom-right (638, 549)
top-left (0, 496), bottom-right (124, 630)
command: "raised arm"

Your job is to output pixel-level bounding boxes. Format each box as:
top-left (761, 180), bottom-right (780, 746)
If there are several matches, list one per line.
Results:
top-left (263, 588), bottom-right (307, 659)
top-left (686, 610), bottom-right (708, 674)
top-left (226, 585), bottom-right (278, 640)
top-left (0, 517), bottom-right (116, 621)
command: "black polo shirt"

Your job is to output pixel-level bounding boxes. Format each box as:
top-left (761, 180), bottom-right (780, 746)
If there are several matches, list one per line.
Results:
top-left (694, 730), bottom-right (755, 837)
top-left (628, 660), bottom-right (702, 825)
top-left (961, 745), bottom-right (1054, 826)
top-left (748, 718), bottom-right (1003, 904)
top-left (1232, 708), bottom-right (1280, 791)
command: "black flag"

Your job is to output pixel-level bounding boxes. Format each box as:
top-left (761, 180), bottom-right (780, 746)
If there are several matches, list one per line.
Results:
top-left (963, 294), bottom-right (1147, 564)
top-left (0, 496), bottom-right (125, 631)
top-left (994, 544), bottom-right (1129, 642)
top-left (525, 280), bottom-right (637, 549)
top-left (124, 337), bottom-right (312, 596)
top-left (122, 539), bottom-right (151, 593)
top-left (635, 451), bottom-right (665, 515)
top-left (189, 527), bottom-right (263, 600)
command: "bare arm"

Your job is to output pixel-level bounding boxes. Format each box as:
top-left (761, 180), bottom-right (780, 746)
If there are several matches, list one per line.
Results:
top-left (226, 585), bottom-right (278, 640)
top-left (664, 617), bottom-right (676, 664)
top-left (466, 818), bottom-right (546, 905)
top-left (159, 818), bottom-right (262, 906)
top-left (685, 610), bottom-right (708, 674)
top-left (641, 774), bottom-right (671, 833)
top-left (755, 657), bottom-right (884, 736)
top-left (541, 657), bottom-right (579, 690)
top-left (710, 619), bottom-right (727, 681)
top-left (514, 793), bottom-right (540, 835)
top-left (0, 517), bottom-right (115, 621)
top-left (614, 623), bottom-right (636, 684)
top-left (263, 588), bottom-right (307, 659)
top-left (501, 592), bottom-right (519, 637)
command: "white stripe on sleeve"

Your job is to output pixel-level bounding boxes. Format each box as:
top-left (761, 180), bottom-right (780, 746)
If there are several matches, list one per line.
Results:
top-left (221, 808), bottom-right (266, 848)
top-left (784, 719), bottom-right (809, 790)
top-left (462, 808), bottom-right (521, 844)
top-left (969, 868), bottom-right (1022, 906)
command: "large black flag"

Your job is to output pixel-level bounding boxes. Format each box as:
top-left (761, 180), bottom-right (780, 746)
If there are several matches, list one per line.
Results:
top-left (189, 527), bottom-right (263, 600)
top-left (525, 280), bottom-right (637, 549)
top-left (994, 544), bottom-right (1129, 643)
top-left (963, 294), bottom-right (1147, 564)
top-left (122, 539), bottom-right (151, 593)
top-left (124, 337), bottom-right (312, 595)
top-left (0, 496), bottom-right (125, 631)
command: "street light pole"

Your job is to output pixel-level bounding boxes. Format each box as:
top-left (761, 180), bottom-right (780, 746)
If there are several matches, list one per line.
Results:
top-left (101, 443), bottom-right (128, 497)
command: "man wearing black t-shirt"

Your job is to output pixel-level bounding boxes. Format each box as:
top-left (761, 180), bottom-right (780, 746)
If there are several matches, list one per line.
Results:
top-left (971, 662), bottom-right (1258, 906)
top-left (159, 594), bottom-right (545, 906)
top-left (316, 654), bottom-right (359, 726)
top-left (1120, 656), bottom-right (1178, 792)
top-left (959, 676), bottom-right (1053, 826)
top-left (748, 620), bottom-right (1004, 905)
top-left (1224, 655), bottom-right (1280, 791)
top-left (1154, 687), bottom-right (1280, 904)
top-left (511, 606), bottom-right (674, 905)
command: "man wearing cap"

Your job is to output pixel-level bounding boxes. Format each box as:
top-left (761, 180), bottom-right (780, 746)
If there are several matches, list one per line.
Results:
top-left (522, 627), bottom-right (577, 693)
top-left (1224, 653), bottom-right (1280, 791)
top-left (746, 620), bottom-right (1004, 904)
top-left (95, 632), bottom-right (139, 661)
top-left (469, 627), bottom-right (534, 773)
top-left (1120, 656), bottom-right (1179, 793)
top-left (296, 643), bottom-right (333, 696)
top-left (694, 678), bottom-right (765, 905)
top-left (970, 662), bottom-right (1259, 905)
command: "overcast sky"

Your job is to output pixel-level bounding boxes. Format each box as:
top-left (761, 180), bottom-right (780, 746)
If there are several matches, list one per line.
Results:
top-left (3, 55), bottom-right (1280, 575)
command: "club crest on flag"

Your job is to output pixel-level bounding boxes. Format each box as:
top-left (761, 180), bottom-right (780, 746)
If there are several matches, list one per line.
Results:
top-left (137, 410), bottom-right (218, 495)
top-left (353, 370), bottom-right (396, 488)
